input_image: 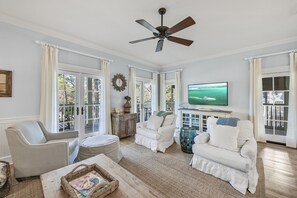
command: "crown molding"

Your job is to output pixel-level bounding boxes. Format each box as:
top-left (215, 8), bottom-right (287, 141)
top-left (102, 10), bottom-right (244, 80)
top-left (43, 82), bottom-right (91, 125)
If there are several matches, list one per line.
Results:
top-left (161, 36), bottom-right (297, 68)
top-left (0, 13), bottom-right (159, 68)
top-left (1, 13), bottom-right (297, 69)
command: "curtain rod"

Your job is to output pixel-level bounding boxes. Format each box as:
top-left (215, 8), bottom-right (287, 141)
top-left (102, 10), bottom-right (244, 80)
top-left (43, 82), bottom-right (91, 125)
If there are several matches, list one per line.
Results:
top-left (244, 49), bottom-right (297, 61)
top-left (159, 69), bottom-right (183, 74)
top-left (35, 40), bottom-right (113, 62)
top-left (128, 65), bottom-right (159, 74)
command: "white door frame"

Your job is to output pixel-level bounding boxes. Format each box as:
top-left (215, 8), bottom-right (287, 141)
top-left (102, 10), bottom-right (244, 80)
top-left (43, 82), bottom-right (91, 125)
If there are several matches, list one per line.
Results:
top-left (262, 68), bottom-right (289, 144)
top-left (58, 63), bottom-right (101, 139)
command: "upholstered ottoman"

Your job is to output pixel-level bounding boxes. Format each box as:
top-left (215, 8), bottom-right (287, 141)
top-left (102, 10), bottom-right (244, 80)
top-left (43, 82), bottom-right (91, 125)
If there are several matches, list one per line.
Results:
top-left (76, 135), bottom-right (122, 163)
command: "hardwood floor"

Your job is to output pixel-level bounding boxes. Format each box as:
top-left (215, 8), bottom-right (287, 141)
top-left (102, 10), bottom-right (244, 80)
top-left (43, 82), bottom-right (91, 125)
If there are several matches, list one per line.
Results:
top-left (257, 142), bottom-right (297, 198)
top-left (124, 137), bottom-right (297, 198)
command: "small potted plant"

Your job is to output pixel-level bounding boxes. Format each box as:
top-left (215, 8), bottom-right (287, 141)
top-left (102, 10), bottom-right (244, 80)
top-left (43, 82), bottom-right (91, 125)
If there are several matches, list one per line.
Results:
top-left (124, 96), bottom-right (131, 113)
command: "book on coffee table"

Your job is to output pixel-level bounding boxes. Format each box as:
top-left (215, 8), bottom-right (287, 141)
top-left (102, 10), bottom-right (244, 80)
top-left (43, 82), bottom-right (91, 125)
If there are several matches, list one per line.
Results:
top-left (69, 170), bottom-right (108, 197)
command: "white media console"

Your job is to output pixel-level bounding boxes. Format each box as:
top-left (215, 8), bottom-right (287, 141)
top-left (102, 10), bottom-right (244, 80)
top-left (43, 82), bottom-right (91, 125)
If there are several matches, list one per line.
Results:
top-left (179, 108), bottom-right (232, 133)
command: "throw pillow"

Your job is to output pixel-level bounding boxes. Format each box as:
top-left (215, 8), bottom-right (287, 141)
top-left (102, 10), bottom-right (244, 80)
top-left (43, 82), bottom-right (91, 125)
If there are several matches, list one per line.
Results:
top-left (157, 111), bottom-right (173, 118)
top-left (216, 117), bottom-right (240, 127)
top-left (206, 117), bottom-right (218, 133)
top-left (209, 123), bottom-right (239, 151)
top-left (162, 114), bottom-right (175, 126)
top-left (237, 120), bottom-right (254, 148)
top-left (156, 111), bottom-right (173, 126)
top-left (147, 115), bottom-right (164, 131)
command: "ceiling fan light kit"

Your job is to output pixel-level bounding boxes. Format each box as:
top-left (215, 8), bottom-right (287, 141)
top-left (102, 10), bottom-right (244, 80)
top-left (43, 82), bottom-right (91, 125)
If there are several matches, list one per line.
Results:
top-left (130, 8), bottom-right (196, 52)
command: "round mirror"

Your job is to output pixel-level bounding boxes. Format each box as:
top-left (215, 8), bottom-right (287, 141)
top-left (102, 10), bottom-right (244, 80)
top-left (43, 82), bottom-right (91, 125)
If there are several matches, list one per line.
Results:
top-left (112, 73), bottom-right (127, 92)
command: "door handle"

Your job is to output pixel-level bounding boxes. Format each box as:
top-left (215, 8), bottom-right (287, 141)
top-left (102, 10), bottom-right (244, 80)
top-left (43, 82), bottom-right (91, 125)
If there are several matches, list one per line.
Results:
top-left (81, 107), bottom-right (84, 115)
top-left (76, 107), bottom-right (79, 115)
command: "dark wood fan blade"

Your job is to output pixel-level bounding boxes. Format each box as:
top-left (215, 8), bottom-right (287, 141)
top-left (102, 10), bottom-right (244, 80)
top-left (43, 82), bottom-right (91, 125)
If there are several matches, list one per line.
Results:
top-left (167, 36), bottom-right (193, 46)
top-left (166, 17), bottom-right (195, 35)
top-left (155, 39), bottom-right (164, 52)
top-left (129, 37), bottom-right (157, 44)
top-left (136, 19), bottom-right (159, 34)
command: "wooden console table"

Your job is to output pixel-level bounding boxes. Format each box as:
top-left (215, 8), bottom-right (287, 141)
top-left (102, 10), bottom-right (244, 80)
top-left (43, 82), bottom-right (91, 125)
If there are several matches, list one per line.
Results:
top-left (40, 154), bottom-right (163, 198)
top-left (111, 113), bottom-right (137, 138)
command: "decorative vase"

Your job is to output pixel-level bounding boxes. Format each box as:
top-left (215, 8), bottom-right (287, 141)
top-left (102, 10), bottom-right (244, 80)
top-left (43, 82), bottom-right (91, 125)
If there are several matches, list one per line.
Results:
top-left (180, 127), bottom-right (197, 154)
top-left (124, 100), bottom-right (131, 113)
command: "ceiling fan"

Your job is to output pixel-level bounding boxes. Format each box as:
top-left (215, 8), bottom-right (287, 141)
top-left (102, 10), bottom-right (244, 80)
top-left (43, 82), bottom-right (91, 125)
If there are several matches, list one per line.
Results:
top-left (129, 8), bottom-right (196, 52)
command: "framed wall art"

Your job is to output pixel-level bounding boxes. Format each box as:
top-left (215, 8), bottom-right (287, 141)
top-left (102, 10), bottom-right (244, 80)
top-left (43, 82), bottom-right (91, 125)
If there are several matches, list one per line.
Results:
top-left (0, 70), bottom-right (12, 97)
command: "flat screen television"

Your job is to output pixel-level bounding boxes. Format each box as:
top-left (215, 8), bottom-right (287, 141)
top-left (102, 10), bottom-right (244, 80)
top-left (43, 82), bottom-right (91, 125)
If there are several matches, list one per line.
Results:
top-left (188, 82), bottom-right (228, 106)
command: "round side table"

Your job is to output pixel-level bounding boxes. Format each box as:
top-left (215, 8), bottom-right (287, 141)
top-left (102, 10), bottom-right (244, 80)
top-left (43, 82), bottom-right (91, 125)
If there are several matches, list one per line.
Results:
top-left (180, 127), bottom-right (197, 154)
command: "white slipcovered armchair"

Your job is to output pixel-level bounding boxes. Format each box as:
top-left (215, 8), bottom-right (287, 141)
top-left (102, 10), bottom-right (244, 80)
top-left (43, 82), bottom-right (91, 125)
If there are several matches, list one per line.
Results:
top-left (190, 117), bottom-right (258, 195)
top-left (6, 121), bottom-right (79, 178)
top-left (135, 114), bottom-right (177, 152)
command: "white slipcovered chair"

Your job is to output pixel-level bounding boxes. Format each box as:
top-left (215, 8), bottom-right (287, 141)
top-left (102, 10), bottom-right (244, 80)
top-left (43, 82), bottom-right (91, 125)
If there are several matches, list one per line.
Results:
top-left (190, 117), bottom-right (258, 194)
top-left (6, 121), bottom-right (79, 178)
top-left (135, 114), bottom-right (177, 152)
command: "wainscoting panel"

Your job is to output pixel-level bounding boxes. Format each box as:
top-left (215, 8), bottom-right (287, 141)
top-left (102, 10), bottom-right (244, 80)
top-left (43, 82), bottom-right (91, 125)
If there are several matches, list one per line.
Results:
top-left (0, 116), bottom-right (39, 163)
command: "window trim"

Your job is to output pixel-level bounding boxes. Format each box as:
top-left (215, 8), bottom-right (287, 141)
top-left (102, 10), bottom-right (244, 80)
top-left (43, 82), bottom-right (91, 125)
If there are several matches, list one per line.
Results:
top-left (59, 63), bottom-right (101, 76)
top-left (262, 73), bottom-right (290, 143)
top-left (262, 65), bottom-right (289, 77)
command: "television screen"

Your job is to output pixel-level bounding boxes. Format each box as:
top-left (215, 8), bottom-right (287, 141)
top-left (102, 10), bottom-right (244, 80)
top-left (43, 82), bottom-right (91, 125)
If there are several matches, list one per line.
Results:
top-left (188, 82), bottom-right (228, 106)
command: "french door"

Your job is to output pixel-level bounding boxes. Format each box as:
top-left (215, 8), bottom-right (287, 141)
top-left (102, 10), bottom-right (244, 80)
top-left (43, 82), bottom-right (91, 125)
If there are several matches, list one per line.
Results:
top-left (58, 70), bottom-right (102, 139)
top-left (262, 75), bottom-right (290, 144)
top-left (136, 79), bottom-right (152, 123)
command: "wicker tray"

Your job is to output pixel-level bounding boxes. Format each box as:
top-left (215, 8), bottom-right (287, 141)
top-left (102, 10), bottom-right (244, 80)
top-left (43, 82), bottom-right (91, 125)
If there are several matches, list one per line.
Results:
top-left (0, 161), bottom-right (11, 198)
top-left (61, 163), bottom-right (119, 198)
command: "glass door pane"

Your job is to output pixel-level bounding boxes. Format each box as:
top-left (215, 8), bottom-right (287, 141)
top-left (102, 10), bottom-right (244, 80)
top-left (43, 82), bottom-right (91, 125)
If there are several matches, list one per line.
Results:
top-left (166, 84), bottom-right (175, 111)
top-left (136, 81), bottom-right (142, 123)
top-left (84, 76), bottom-right (101, 134)
top-left (143, 82), bottom-right (152, 121)
top-left (58, 73), bottom-right (77, 132)
top-left (136, 80), bottom-right (152, 123)
top-left (262, 75), bottom-right (289, 143)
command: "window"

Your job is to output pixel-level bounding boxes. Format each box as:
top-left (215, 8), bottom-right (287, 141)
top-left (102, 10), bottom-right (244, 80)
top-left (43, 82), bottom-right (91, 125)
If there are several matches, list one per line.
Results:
top-left (262, 75), bottom-right (289, 142)
top-left (165, 83), bottom-right (175, 111)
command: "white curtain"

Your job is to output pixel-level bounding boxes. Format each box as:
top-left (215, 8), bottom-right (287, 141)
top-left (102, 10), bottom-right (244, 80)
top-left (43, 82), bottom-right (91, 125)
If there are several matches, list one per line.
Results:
top-left (249, 58), bottom-right (266, 142)
top-left (40, 46), bottom-right (58, 132)
top-left (160, 73), bottom-right (166, 111)
top-left (286, 52), bottom-right (297, 148)
top-left (100, 60), bottom-right (112, 134)
top-left (152, 72), bottom-right (159, 113)
top-left (175, 71), bottom-right (182, 128)
top-left (129, 66), bottom-right (137, 113)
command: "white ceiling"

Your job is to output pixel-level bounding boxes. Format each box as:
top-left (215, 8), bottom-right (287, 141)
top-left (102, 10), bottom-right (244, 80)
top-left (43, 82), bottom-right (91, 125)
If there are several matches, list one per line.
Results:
top-left (1, 0), bottom-right (297, 67)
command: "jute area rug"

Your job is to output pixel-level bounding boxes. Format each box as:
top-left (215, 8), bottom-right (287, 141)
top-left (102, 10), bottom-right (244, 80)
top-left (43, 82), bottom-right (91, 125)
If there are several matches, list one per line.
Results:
top-left (119, 143), bottom-right (265, 198)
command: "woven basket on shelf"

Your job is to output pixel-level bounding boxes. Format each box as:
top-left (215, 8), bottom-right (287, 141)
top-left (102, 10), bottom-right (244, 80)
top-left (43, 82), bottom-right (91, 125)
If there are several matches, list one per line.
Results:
top-left (0, 161), bottom-right (11, 198)
top-left (61, 163), bottom-right (119, 198)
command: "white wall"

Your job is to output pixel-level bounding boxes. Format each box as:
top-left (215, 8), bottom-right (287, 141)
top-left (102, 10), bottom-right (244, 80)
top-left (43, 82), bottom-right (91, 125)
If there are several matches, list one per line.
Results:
top-left (0, 22), bottom-right (157, 160)
top-left (161, 41), bottom-right (297, 119)
top-left (0, 22), bottom-right (156, 119)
